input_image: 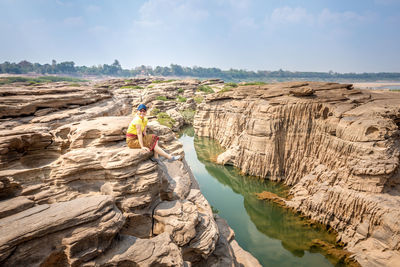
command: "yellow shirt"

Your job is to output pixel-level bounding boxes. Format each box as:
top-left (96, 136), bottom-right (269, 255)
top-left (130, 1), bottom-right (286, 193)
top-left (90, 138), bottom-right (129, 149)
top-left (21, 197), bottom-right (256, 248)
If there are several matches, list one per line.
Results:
top-left (127, 115), bottom-right (148, 135)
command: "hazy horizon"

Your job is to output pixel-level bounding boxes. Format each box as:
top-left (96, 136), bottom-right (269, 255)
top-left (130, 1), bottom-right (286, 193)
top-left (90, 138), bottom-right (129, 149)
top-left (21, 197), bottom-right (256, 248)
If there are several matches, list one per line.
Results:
top-left (1, 0), bottom-right (400, 73)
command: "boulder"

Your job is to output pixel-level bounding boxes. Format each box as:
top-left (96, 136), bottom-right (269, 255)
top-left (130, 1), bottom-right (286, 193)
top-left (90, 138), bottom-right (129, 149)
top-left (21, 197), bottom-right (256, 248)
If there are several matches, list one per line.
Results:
top-left (0, 195), bottom-right (124, 266)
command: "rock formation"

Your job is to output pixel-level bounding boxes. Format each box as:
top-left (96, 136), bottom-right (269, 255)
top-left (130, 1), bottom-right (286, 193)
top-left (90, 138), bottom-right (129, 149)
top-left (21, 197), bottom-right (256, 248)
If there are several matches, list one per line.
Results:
top-left (194, 81), bottom-right (400, 267)
top-left (0, 79), bottom-right (260, 266)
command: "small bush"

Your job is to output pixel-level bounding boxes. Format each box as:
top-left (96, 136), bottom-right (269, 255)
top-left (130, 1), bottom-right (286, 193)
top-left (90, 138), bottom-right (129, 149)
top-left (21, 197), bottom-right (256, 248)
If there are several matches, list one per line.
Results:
top-left (0, 76), bottom-right (86, 85)
top-left (157, 112), bottom-right (175, 128)
top-left (197, 85), bottom-right (214, 94)
top-left (177, 88), bottom-right (184, 93)
top-left (242, 81), bottom-right (267, 86)
top-left (219, 87), bottom-right (232, 93)
top-left (225, 82), bottom-right (238, 88)
top-left (120, 85), bottom-right (144, 89)
top-left (211, 206), bottom-right (219, 214)
top-left (27, 81), bottom-right (40, 86)
top-left (148, 85), bottom-right (154, 88)
top-left (194, 96), bottom-right (204, 104)
top-left (150, 108), bottom-right (160, 116)
top-left (156, 96), bottom-right (169, 101)
top-left (180, 109), bottom-right (195, 124)
top-left (67, 83), bottom-right (82, 87)
top-left (176, 96), bottom-right (187, 102)
top-left (152, 79), bottom-right (176, 84)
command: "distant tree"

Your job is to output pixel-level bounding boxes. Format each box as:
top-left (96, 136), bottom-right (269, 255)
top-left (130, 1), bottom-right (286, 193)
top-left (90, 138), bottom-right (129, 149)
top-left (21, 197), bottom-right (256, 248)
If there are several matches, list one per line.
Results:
top-left (171, 64), bottom-right (184, 75)
top-left (57, 61), bottom-right (76, 73)
top-left (17, 60), bottom-right (33, 73)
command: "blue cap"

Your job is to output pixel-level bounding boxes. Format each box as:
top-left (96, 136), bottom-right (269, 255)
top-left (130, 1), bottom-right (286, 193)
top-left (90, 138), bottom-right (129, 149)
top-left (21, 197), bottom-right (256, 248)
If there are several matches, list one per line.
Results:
top-left (137, 104), bottom-right (147, 111)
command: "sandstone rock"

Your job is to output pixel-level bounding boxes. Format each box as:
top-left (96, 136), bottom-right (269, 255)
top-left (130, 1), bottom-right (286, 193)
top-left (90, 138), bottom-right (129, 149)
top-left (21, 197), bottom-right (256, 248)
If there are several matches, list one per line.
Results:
top-left (0, 79), bottom-right (262, 267)
top-left (159, 160), bottom-right (192, 201)
top-left (0, 84), bottom-right (111, 119)
top-left (203, 215), bottom-right (262, 267)
top-left (0, 176), bottom-right (21, 199)
top-left (289, 86), bottom-right (315, 96)
top-left (194, 81), bottom-right (400, 266)
top-left (184, 189), bottom-right (219, 261)
top-left (153, 200), bottom-right (199, 246)
top-left (0, 195), bottom-right (124, 266)
top-left (84, 233), bottom-right (184, 267)
top-left (0, 196), bottom-right (34, 219)
top-left (167, 108), bottom-right (185, 130)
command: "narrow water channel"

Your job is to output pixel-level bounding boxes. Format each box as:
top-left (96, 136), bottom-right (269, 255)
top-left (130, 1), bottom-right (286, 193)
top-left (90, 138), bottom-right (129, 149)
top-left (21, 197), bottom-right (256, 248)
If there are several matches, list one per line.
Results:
top-left (178, 127), bottom-right (347, 267)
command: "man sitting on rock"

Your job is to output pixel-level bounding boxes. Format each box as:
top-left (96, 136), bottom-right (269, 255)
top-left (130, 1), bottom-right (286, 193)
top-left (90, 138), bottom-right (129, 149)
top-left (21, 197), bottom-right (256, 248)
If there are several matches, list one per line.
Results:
top-left (126, 104), bottom-right (181, 163)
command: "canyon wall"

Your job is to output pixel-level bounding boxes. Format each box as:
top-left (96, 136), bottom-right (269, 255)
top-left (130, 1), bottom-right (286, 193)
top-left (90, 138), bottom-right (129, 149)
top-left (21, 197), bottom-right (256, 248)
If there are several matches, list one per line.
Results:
top-left (194, 82), bottom-right (400, 267)
top-left (0, 79), bottom-right (260, 266)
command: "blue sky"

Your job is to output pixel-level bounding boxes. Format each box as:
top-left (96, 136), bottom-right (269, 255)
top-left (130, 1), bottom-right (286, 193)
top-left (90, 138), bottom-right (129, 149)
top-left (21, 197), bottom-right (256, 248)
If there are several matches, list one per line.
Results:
top-left (1, 0), bottom-right (399, 72)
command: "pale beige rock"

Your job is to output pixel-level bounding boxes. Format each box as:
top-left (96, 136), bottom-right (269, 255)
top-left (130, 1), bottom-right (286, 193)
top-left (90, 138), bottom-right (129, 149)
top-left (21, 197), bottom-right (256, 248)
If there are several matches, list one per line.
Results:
top-left (289, 86), bottom-right (315, 96)
top-left (194, 81), bottom-right (400, 267)
top-left (153, 200), bottom-right (199, 246)
top-left (84, 233), bottom-right (184, 267)
top-left (159, 160), bottom-right (192, 200)
top-left (0, 196), bottom-right (33, 219)
top-left (184, 189), bottom-right (219, 260)
top-left (0, 79), bottom-right (262, 267)
top-left (0, 195), bottom-right (124, 266)
top-left (0, 176), bottom-right (21, 199)
top-left (167, 108), bottom-right (185, 130)
top-left (0, 84), bottom-right (110, 118)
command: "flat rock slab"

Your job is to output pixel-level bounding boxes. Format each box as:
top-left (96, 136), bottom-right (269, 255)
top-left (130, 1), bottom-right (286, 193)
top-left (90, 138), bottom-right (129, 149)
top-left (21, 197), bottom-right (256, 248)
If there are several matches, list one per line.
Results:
top-left (0, 196), bottom-right (34, 219)
top-left (0, 195), bottom-right (122, 263)
top-left (84, 233), bottom-right (183, 267)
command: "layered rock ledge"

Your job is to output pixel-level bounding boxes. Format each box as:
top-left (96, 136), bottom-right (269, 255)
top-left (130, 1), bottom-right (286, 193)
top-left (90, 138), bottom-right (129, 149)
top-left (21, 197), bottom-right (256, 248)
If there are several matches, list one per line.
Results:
top-left (0, 79), bottom-right (260, 266)
top-left (194, 81), bottom-right (400, 267)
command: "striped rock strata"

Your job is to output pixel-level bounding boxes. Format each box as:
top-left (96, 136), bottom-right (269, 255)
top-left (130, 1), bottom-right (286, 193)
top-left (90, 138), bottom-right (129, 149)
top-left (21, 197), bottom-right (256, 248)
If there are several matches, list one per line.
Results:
top-left (194, 81), bottom-right (400, 267)
top-left (0, 80), bottom-right (260, 266)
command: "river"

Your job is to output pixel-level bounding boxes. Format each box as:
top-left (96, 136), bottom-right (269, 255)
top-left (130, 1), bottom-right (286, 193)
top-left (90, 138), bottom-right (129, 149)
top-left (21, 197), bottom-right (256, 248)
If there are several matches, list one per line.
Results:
top-left (178, 127), bottom-right (348, 267)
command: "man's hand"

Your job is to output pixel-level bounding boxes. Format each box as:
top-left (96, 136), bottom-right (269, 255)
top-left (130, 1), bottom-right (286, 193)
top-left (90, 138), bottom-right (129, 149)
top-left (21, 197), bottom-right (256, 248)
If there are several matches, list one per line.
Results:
top-left (141, 147), bottom-right (150, 152)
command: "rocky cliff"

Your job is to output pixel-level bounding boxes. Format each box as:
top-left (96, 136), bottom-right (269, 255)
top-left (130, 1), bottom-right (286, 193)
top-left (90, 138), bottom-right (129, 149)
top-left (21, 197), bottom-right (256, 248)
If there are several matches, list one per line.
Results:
top-left (194, 81), bottom-right (400, 267)
top-left (0, 78), bottom-right (260, 266)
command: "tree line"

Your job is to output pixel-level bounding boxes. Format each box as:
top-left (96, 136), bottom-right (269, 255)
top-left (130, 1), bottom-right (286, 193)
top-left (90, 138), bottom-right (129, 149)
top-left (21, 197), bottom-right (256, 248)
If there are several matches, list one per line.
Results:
top-left (1, 60), bottom-right (400, 82)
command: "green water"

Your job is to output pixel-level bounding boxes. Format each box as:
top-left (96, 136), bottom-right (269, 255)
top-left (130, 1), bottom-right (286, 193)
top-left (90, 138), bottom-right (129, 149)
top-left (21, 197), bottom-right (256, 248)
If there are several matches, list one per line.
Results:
top-left (179, 127), bottom-right (346, 267)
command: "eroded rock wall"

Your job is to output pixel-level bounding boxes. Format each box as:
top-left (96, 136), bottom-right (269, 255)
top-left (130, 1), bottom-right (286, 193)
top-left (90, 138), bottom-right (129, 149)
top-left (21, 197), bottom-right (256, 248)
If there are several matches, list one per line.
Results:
top-left (194, 81), bottom-right (400, 266)
top-left (0, 79), bottom-right (260, 267)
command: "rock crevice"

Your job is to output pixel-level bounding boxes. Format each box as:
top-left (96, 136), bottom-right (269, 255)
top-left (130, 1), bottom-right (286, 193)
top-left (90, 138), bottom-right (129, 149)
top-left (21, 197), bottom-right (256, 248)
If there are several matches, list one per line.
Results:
top-left (0, 79), bottom-right (260, 267)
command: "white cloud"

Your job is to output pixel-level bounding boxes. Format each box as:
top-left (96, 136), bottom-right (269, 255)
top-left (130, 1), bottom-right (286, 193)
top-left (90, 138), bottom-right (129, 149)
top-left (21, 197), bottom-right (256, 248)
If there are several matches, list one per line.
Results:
top-left (88, 26), bottom-right (109, 34)
top-left (265, 7), bottom-right (371, 28)
top-left (374, 0), bottom-right (400, 5)
top-left (237, 17), bottom-right (258, 29)
top-left (269, 6), bottom-right (314, 25)
top-left (134, 0), bottom-right (209, 28)
top-left (216, 0), bottom-right (251, 10)
top-left (63, 16), bottom-right (83, 26)
top-left (86, 5), bottom-right (101, 13)
top-left (56, 0), bottom-right (74, 7)
top-left (318, 9), bottom-right (368, 25)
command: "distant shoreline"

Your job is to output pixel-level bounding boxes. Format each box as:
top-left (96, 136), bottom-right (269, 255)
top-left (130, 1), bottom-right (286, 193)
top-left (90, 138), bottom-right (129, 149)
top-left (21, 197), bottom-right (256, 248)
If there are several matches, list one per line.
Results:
top-left (1, 73), bottom-right (400, 87)
top-left (353, 82), bottom-right (400, 90)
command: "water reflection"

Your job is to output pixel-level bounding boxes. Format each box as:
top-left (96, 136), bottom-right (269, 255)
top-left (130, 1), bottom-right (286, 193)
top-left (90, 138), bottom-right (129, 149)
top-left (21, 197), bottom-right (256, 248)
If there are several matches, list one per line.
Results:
top-left (179, 128), bottom-right (348, 267)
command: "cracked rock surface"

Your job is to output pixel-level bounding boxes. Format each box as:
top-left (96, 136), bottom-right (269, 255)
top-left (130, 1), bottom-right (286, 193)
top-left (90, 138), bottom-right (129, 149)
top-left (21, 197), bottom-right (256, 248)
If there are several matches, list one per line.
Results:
top-left (0, 79), bottom-right (259, 266)
top-left (194, 81), bottom-right (400, 267)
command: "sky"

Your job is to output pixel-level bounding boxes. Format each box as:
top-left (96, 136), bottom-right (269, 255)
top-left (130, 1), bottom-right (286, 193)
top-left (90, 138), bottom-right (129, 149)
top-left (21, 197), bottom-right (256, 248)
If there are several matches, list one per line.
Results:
top-left (0, 0), bottom-right (399, 72)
